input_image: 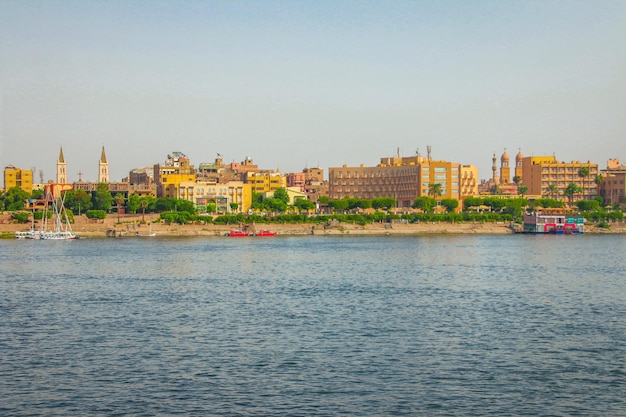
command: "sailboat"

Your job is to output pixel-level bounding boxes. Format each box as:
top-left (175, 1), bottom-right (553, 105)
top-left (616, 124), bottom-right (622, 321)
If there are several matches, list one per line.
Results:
top-left (16, 192), bottom-right (76, 240)
top-left (40, 193), bottom-right (76, 240)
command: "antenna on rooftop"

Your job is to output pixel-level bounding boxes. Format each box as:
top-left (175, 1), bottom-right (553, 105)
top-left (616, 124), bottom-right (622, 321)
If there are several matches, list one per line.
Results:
top-left (427, 145), bottom-right (432, 161)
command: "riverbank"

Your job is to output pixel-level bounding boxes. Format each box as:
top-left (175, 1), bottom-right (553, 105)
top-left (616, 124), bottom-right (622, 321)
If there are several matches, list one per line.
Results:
top-left (2, 212), bottom-right (624, 238)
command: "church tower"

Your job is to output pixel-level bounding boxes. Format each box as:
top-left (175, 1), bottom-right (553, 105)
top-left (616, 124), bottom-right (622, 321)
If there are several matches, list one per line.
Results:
top-left (57, 147), bottom-right (67, 184)
top-left (98, 146), bottom-right (109, 183)
top-left (500, 149), bottom-right (510, 184)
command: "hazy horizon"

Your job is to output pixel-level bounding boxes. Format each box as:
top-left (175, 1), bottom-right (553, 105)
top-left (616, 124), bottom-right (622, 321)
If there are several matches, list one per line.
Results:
top-left (2, 0), bottom-right (625, 183)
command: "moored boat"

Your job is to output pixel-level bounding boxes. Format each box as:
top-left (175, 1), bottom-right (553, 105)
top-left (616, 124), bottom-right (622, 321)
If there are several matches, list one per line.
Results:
top-left (255, 230), bottom-right (276, 237)
top-left (522, 208), bottom-right (584, 234)
top-left (227, 230), bottom-right (249, 237)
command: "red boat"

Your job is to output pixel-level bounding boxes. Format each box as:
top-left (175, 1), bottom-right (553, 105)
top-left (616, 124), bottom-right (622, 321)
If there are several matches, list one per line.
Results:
top-left (255, 230), bottom-right (277, 237)
top-left (227, 230), bottom-right (249, 237)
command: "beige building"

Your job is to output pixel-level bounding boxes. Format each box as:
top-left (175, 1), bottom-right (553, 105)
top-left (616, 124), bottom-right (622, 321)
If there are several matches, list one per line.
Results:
top-left (521, 156), bottom-right (598, 202)
top-left (286, 167), bottom-right (329, 202)
top-left (329, 155), bottom-right (477, 208)
top-left (178, 180), bottom-right (252, 213)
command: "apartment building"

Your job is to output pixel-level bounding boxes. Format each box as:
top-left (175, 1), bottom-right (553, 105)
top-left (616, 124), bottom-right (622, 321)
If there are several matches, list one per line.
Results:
top-left (178, 180), bottom-right (253, 213)
top-left (153, 152), bottom-right (196, 198)
top-left (521, 156), bottom-right (598, 201)
top-left (244, 171), bottom-right (286, 194)
top-left (599, 159), bottom-right (626, 205)
top-left (329, 155), bottom-right (477, 208)
top-left (3, 165), bottom-right (33, 194)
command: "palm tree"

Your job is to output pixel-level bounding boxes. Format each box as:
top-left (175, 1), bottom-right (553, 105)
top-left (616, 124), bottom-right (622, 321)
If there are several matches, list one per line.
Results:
top-left (140, 198), bottom-right (149, 223)
top-left (595, 174), bottom-right (605, 204)
top-left (428, 183), bottom-right (443, 199)
top-left (578, 166), bottom-right (590, 200)
top-left (114, 194), bottom-right (125, 223)
top-left (518, 185), bottom-right (528, 198)
top-left (546, 183), bottom-right (559, 200)
top-left (564, 183), bottom-right (582, 208)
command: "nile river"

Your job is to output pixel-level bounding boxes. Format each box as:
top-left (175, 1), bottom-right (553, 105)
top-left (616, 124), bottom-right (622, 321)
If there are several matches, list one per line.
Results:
top-left (1, 235), bottom-right (625, 416)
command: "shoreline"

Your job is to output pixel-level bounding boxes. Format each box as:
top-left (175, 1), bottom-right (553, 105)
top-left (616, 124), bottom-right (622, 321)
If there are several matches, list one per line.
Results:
top-left (2, 213), bottom-right (624, 238)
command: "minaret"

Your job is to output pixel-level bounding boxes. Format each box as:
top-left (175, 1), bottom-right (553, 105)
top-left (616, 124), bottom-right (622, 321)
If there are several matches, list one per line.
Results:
top-left (500, 148), bottom-right (510, 185)
top-left (491, 152), bottom-right (497, 184)
top-left (98, 146), bottom-right (109, 183)
top-left (57, 147), bottom-right (67, 184)
top-left (515, 148), bottom-right (524, 180)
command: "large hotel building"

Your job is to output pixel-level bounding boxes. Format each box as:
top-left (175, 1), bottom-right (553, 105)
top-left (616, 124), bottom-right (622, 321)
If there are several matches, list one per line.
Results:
top-left (328, 155), bottom-right (478, 208)
top-left (520, 156), bottom-right (598, 201)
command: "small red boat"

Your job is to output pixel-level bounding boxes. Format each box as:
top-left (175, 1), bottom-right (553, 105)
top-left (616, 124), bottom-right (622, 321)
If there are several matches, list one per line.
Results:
top-left (255, 230), bottom-right (277, 237)
top-left (227, 230), bottom-right (249, 237)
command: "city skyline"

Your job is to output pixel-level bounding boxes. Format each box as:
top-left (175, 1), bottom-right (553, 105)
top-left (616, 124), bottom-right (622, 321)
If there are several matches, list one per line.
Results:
top-left (2, 1), bottom-right (625, 182)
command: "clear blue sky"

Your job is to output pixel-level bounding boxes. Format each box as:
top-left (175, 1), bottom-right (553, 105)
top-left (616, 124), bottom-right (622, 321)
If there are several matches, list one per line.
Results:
top-left (1, 0), bottom-right (624, 182)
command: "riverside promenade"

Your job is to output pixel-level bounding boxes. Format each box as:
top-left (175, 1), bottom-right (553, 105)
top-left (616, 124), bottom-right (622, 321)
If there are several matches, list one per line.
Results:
top-left (2, 213), bottom-right (624, 238)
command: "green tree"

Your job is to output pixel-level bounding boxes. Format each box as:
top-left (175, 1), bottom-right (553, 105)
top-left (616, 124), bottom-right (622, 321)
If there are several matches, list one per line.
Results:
top-left (230, 202), bottom-right (239, 213)
top-left (575, 200), bottom-right (601, 212)
top-left (517, 185), bottom-right (528, 197)
top-left (328, 199), bottom-right (349, 212)
top-left (127, 193), bottom-right (141, 214)
top-left (273, 188), bottom-right (290, 204)
top-left (412, 196), bottom-right (437, 213)
top-left (546, 183), bottom-right (559, 200)
top-left (93, 183), bottom-right (113, 211)
top-left (512, 176), bottom-right (522, 185)
top-left (578, 166), bottom-right (590, 199)
top-left (440, 198), bottom-right (459, 213)
top-left (263, 197), bottom-right (287, 213)
top-left (372, 197), bottom-right (396, 210)
top-left (114, 193), bottom-right (125, 223)
top-left (65, 190), bottom-right (92, 215)
top-left (428, 183), bottom-right (443, 199)
top-left (564, 183), bottom-right (582, 207)
top-left (294, 198), bottom-right (315, 212)
top-left (3, 187), bottom-right (31, 211)
top-left (463, 197), bottom-right (484, 211)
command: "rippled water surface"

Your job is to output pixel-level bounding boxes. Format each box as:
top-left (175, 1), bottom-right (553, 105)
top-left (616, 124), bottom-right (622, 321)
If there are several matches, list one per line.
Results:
top-left (1, 235), bottom-right (625, 416)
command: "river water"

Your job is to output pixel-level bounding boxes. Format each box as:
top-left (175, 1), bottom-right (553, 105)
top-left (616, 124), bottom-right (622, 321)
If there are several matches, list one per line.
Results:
top-left (1, 235), bottom-right (625, 416)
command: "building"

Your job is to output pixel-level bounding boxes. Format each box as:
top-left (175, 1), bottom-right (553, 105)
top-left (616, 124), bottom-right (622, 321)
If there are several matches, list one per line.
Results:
top-left (57, 147), bottom-right (67, 184)
top-left (521, 156), bottom-right (598, 202)
top-left (153, 152), bottom-right (196, 198)
top-left (328, 154), bottom-right (477, 208)
top-left (599, 159), bottom-right (626, 205)
top-left (98, 146), bottom-right (109, 183)
top-left (3, 165), bottom-right (33, 194)
top-left (244, 171), bottom-right (286, 194)
top-left (178, 180), bottom-right (253, 213)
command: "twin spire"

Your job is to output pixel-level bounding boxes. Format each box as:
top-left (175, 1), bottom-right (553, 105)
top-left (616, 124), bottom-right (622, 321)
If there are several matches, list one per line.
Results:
top-left (56, 146), bottom-right (108, 184)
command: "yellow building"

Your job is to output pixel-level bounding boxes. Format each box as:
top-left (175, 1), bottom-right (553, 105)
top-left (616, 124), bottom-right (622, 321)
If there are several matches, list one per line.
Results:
top-left (153, 152), bottom-right (196, 198)
top-left (179, 180), bottom-right (252, 213)
top-left (521, 156), bottom-right (598, 202)
top-left (244, 171), bottom-right (286, 194)
top-left (4, 165), bottom-right (33, 194)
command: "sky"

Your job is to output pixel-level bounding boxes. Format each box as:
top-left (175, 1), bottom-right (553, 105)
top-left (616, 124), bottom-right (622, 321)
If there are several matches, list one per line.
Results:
top-left (1, 0), bottom-right (625, 183)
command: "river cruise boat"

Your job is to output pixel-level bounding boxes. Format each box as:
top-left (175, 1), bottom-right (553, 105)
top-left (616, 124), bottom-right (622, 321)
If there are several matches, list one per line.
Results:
top-left (522, 208), bottom-right (584, 234)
